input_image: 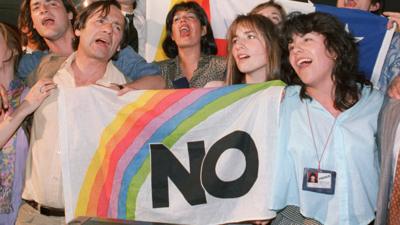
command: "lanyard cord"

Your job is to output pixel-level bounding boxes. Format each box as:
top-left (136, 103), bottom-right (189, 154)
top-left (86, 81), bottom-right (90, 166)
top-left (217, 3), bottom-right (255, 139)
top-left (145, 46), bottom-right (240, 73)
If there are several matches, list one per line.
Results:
top-left (306, 102), bottom-right (337, 171)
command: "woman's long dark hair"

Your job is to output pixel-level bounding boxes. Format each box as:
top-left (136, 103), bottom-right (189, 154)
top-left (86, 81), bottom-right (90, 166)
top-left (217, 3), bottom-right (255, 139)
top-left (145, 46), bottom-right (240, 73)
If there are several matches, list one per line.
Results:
top-left (281, 12), bottom-right (372, 111)
top-left (162, 1), bottom-right (217, 58)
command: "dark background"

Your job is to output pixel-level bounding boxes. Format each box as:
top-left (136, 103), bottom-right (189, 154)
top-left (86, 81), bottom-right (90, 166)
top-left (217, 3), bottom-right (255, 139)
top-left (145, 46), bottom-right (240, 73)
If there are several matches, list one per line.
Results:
top-left (0, 0), bottom-right (22, 27)
top-left (0, 0), bottom-right (399, 27)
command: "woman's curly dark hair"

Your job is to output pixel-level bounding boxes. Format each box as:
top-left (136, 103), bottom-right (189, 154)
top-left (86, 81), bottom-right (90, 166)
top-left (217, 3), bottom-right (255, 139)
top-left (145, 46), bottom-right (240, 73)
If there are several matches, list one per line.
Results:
top-left (162, 1), bottom-right (217, 59)
top-left (281, 12), bottom-right (372, 111)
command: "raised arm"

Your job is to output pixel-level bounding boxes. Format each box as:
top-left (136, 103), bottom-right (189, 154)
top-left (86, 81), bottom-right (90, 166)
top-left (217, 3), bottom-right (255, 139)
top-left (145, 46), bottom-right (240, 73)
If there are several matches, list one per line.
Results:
top-left (0, 79), bottom-right (56, 148)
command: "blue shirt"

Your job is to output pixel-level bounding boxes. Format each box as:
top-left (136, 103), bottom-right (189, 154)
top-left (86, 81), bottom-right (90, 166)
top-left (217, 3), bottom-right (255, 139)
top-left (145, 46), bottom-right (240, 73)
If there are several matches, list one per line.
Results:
top-left (17, 46), bottom-right (160, 81)
top-left (378, 32), bottom-right (400, 92)
top-left (271, 85), bottom-right (384, 225)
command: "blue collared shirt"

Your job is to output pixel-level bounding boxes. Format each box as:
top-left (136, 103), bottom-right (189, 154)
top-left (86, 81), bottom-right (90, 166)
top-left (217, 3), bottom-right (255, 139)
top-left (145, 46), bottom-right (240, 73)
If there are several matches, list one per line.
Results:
top-left (271, 85), bottom-right (384, 225)
top-left (17, 46), bottom-right (160, 81)
top-left (378, 32), bottom-right (400, 92)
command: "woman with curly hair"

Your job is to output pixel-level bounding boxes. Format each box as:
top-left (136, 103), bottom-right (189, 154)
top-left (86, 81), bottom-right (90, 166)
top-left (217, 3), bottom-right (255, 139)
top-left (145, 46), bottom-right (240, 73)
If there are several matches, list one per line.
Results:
top-left (270, 12), bottom-right (383, 225)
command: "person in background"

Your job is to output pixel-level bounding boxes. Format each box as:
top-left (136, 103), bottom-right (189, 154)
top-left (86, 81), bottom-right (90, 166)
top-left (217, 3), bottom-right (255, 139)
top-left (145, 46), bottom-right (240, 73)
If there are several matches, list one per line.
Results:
top-left (0, 22), bottom-right (56, 225)
top-left (382, 11), bottom-right (400, 99)
top-left (249, 0), bottom-right (286, 28)
top-left (206, 14), bottom-right (281, 89)
top-left (337, 0), bottom-right (400, 98)
top-left (270, 12), bottom-right (383, 225)
top-left (375, 97), bottom-right (400, 225)
top-left (19, 0), bottom-right (77, 58)
top-left (337, 0), bottom-right (381, 13)
top-left (18, 25), bottom-right (45, 54)
top-left (157, 1), bottom-right (226, 89)
top-left (225, 14), bottom-right (281, 85)
top-left (116, 0), bottom-right (146, 57)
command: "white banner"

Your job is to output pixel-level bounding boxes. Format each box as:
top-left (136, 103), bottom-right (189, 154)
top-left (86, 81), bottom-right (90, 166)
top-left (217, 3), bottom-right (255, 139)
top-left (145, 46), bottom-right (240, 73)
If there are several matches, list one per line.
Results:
top-left (59, 82), bottom-right (285, 224)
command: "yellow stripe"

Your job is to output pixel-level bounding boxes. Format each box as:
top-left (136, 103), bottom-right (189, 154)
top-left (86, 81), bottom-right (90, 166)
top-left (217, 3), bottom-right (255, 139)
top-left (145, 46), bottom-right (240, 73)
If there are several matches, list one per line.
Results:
top-left (75, 90), bottom-right (159, 216)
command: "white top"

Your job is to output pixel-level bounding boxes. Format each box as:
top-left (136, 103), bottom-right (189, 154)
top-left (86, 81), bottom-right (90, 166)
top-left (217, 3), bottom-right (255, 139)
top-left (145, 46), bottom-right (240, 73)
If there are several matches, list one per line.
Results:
top-left (22, 52), bottom-right (126, 208)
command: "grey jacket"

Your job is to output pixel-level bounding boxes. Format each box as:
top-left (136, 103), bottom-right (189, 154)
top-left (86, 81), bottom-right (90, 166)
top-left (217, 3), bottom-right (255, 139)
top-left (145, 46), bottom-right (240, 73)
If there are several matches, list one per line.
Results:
top-left (375, 98), bottom-right (400, 225)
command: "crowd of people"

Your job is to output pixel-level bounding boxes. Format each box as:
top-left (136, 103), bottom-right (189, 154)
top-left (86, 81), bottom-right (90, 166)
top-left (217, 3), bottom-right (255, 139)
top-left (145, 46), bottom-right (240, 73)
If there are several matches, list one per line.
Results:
top-left (0, 0), bottom-right (399, 224)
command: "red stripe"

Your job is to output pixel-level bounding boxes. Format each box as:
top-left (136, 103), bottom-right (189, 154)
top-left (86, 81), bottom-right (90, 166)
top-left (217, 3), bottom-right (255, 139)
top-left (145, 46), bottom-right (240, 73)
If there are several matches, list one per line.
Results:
top-left (85, 91), bottom-right (168, 216)
top-left (96, 89), bottom-right (194, 216)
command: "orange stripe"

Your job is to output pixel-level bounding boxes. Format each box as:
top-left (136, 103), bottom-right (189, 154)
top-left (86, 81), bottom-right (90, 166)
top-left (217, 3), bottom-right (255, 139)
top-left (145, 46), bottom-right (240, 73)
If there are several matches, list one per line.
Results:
top-left (96, 89), bottom-right (193, 216)
top-left (86, 90), bottom-right (175, 215)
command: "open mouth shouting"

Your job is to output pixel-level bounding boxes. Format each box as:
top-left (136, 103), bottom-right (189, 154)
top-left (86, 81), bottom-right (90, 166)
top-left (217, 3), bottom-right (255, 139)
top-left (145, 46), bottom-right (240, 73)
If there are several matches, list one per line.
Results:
top-left (95, 37), bottom-right (110, 48)
top-left (179, 24), bottom-right (191, 37)
top-left (296, 58), bottom-right (312, 68)
top-left (343, 0), bottom-right (357, 8)
top-left (41, 17), bottom-right (55, 27)
top-left (236, 53), bottom-right (250, 62)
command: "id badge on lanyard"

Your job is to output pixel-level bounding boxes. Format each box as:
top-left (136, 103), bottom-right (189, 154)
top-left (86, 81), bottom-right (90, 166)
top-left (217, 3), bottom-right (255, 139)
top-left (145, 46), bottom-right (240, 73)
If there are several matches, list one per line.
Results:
top-left (303, 103), bottom-right (337, 195)
top-left (302, 167), bottom-right (336, 194)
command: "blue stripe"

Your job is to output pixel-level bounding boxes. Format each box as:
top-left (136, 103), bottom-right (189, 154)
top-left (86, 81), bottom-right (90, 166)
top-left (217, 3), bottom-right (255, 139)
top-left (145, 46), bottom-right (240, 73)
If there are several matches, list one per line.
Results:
top-left (117, 85), bottom-right (245, 218)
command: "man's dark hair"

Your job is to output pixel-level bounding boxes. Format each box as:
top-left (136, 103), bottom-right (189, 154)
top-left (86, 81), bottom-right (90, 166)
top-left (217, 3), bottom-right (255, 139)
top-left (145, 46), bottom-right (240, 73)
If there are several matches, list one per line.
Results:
top-left (72, 0), bottom-right (127, 59)
top-left (18, 0), bottom-right (78, 50)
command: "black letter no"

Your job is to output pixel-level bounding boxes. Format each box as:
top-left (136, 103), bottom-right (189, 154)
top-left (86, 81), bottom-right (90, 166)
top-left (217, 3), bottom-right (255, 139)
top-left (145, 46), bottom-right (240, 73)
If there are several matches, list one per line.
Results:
top-left (150, 142), bottom-right (206, 208)
top-left (202, 131), bottom-right (258, 198)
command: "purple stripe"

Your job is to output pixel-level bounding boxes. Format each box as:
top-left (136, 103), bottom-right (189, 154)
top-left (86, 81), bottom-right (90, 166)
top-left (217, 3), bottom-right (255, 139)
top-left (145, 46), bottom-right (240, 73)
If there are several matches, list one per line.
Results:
top-left (108, 88), bottom-right (212, 216)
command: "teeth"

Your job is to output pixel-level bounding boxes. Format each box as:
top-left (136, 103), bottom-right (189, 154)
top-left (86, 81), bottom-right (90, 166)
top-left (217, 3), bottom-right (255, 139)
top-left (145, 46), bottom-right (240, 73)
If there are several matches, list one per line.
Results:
top-left (344, 0), bottom-right (356, 7)
top-left (42, 18), bottom-right (54, 25)
top-left (238, 54), bottom-right (249, 59)
top-left (180, 26), bottom-right (189, 32)
top-left (297, 58), bottom-right (312, 66)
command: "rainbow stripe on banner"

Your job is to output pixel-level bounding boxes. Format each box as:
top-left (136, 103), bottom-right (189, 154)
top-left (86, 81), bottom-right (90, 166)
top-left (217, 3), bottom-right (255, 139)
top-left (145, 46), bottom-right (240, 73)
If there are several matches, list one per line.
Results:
top-left (74, 80), bottom-right (285, 220)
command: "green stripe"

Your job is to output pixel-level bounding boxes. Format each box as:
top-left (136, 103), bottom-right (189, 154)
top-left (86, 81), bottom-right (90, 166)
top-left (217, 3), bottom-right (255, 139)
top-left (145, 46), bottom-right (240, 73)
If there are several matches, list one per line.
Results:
top-left (126, 80), bottom-right (285, 219)
top-left (164, 80), bottom-right (285, 148)
top-left (126, 157), bottom-right (151, 220)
